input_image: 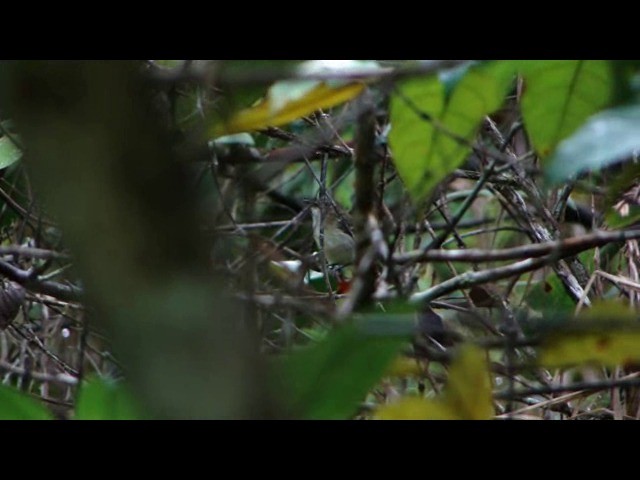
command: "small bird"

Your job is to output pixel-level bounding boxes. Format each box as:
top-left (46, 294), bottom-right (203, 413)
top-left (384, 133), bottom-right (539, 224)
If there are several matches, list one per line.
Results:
top-left (310, 202), bottom-right (355, 266)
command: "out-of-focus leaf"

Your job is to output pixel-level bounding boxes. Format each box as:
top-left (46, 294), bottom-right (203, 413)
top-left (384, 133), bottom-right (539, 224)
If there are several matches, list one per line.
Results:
top-left (389, 64), bottom-right (510, 201)
top-left (75, 377), bottom-right (143, 420)
top-left (0, 136), bottom-right (22, 169)
top-left (0, 384), bottom-right (52, 420)
top-left (540, 301), bottom-right (640, 368)
top-left (546, 105), bottom-right (640, 183)
top-left (275, 321), bottom-right (405, 419)
top-left (375, 345), bottom-right (494, 420)
top-left (154, 60), bottom-right (184, 69)
top-left (214, 60), bottom-right (384, 136)
top-left (213, 132), bottom-right (255, 146)
top-left (579, 300), bottom-right (636, 322)
top-left (375, 396), bottom-right (455, 420)
top-left (385, 356), bottom-right (425, 378)
top-left (519, 60), bottom-right (614, 159)
top-left (540, 331), bottom-right (640, 368)
top-left (607, 205), bottom-right (640, 229)
top-left (442, 345), bottom-right (494, 419)
top-left (438, 61), bottom-right (479, 98)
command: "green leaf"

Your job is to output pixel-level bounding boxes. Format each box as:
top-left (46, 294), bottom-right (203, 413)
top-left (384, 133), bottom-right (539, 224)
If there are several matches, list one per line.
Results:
top-left (389, 76), bottom-right (444, 199)
top-left (546, 104), bottom-right (640, 183)
top-left (389, 64), bottom-right (510, 201)
top-left (0, 136), bottom-right (22, 169)
top-left (519, 60), bottom-right (614, 158)
top-left (0, 384), bottom-right (53, 420)
top-left (75, 377), bottom-right (143, 420)
top-left (607, 204), bottom-right (640, 229)
top-left (438, 61), bottom-right (480, 98)
top-left (274, 321), bottom-right (405, 419)
top-left (527, 274), bottom-right (576, 320)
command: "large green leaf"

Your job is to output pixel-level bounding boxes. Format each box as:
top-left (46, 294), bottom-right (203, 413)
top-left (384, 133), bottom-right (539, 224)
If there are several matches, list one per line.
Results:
top-left (389, 76), bottom-right (444, 199)
top-left (389, 64), bottom-right (510, 201)
top-left (274, 320), bottom-right (405, 419)
top-left (519, 60), bottom-right (614, 158)
top-left (75, 377), bottom-right (143, 420)
top-left (0, 135), bottom-right (22, 169)
top-left (0, 384), bottom-right (53, 420)
top-left (546, 104), bottom-right (640, 182)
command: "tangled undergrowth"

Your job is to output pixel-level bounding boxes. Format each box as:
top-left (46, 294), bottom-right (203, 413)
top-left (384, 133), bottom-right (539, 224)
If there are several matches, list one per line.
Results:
top-left (2, 60), bottom-right (640, 419)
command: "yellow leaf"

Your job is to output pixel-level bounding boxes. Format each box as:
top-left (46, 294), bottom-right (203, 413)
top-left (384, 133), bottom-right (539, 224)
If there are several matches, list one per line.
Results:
top-left (540, 331), bottom-right (640, 368)
top-left (384, 356), bottom-right (425, 378)
top-left (375, 397), bottom-right (456, 420)
top-left (214, 82), bottom-right (365, 136)
top-left (375, 345), bottom-right (494, 420)
top-left (540, 299), bottom-right (640, 368)
top-left (443, 345), bottom-right (494, 420)
top-left (578, 299), bottom-right (635, 322)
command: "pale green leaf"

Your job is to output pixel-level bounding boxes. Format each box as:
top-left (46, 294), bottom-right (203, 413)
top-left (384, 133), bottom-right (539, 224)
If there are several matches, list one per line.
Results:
top-left (213, 132), bottom-right (255, 145)
top-left (547, 104), bottom-right (640, 182)
top-left (0, 136), bottom-right (22, 169)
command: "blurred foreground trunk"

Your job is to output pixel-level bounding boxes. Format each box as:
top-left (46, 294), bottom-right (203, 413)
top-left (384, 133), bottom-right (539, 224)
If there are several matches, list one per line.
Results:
top-left (2, 61), bottom-right (268, 418)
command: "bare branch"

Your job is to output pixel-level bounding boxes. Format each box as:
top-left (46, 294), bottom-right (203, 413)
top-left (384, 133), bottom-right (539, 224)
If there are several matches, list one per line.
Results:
top-left (397, 229), bottom-right (640, 265)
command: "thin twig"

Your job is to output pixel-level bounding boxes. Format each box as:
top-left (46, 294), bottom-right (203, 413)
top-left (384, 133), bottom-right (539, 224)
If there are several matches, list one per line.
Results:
top-left (495, 372), bottom-right (640, 400)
